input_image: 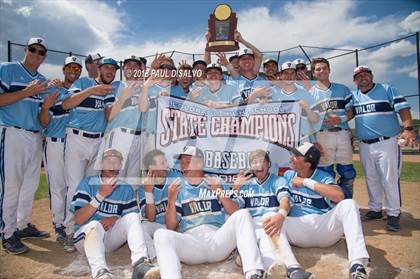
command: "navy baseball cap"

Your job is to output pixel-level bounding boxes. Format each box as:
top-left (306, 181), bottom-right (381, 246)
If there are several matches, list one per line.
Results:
top-left (99, 57), bottom-right (120, 70)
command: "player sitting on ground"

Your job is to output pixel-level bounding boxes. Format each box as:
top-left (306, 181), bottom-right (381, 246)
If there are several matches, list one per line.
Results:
top-left (153, 146), bottom-right (265, 279)
top-left (138, 149), bottom-right (181, 259)
top-left (279, 142), bottom-right (370, 279)
top-left (232, 149), bottom-right (310, 279)
top-left (70, 149), bottom-right (156, 279)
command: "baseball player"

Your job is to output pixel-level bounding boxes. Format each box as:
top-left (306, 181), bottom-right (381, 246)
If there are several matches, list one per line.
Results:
top-left (293, 58), bottom-right (312, 91)
top-left (309, 57), bottom-right (356, 199)
top-left (268, 61), bottom-right (319, 143)
top-left (262, 58), bottom-right (278, 81)
top-left (70, 149), bottom-right (156, 279)
top-left (105, 55), bottom-right (144, 182)
top-left (348, 65), bottom-right (416, 231)
top-left (171, 64), bottom-right (193, 99)
top-left (61, 57), bottom-right (120, 252)
top-left (85, 53), bottom-right (103, 79)
top-left (138, 149), bottom-right (181, 259)
top-left (232, 149), bottom-right (312, 278)
top-left (278, 142), bottom-right (370, 279)
top-left (189, 64), bottom-right (241, 107)
top-left (153, 146), bottom-right (265, 279)
top-left (139, 63), bottom-right (176, 164)
top-left (191, 60), bottom-right (207, 88)
top-left (0, 37), bottom-right (50, 255)
top-left (38, 56), bottom-right (83, 244)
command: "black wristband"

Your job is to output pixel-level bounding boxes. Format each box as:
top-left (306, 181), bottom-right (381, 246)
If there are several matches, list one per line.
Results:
top-left (403, 126), bottom-right (414, 131)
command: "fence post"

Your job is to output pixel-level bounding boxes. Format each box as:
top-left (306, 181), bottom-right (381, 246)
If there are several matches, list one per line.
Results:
top-left (355, 49), bottom-right (359, 67)
top-left (69, 52), bottom-right (72, 57)
top-left (120, 61), bottom-right (123, 80)
top-left (7, 41), bottom-right (12, 62)
top-left (192, 54), bottom-right (195, 63)
top-left (276, 51), bottom-right (281, 64)
top-left (416, 32), bottom-right (419, 115)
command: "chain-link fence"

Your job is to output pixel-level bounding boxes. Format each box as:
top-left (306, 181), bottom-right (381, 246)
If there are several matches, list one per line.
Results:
top-left (7, 32), bottom-right (420, 121)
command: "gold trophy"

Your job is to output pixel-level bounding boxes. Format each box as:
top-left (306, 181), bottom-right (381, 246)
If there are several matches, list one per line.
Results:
top-left (206, 4), bottom-right (239, 52)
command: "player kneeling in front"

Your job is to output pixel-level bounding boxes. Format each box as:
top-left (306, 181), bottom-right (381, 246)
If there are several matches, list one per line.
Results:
top-left (153, 146), bottom-right (264, 279)
top-left (280, 143), bottom-right (370, 279)
top-left (70, 149), bottom-right (155, 279)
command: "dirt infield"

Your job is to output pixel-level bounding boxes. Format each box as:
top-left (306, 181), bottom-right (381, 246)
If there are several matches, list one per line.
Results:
top-left (1, 179), bottom-right (419, 279)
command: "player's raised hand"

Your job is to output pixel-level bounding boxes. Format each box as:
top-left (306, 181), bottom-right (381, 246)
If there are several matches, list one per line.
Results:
top-left (205, 30), bottom-right (211, 42)
top-left (292, 176), bottom-right (305, 188)
top-left (144, 74), bottom-right (161, 88)
top-left (100, 216), bottom-right (119, 231)
top-left (99, 176), bottom-right (118, 197)
top-left (48, 78), bottom-right (63, 89)
top-left (168, 177), bottom-right (182, 202)
top-left (150, 53), bottom-right (166, 70)
top-left (216, 52), bottom-right (229, 67)
top-left (90, 84), bottom-right (113, 95)
top-left (120, 81), bottom-right (137, 99)
top-left (263, 214), bottom-right (284, 236)
top-left (204, 175), bottom-right (223, 191)
top-left (41, 92), bottom-right (59, 109)
top-left (297, 70), bottom-right (310, 81)
top-left (190, 88), bottom-right (201, 100)
top-left (24, 80), bottom-right (49, 96)
top-left (234, 30), bottom-right (243, 42)
top-left (233, 170), bottom-right (253, 191)
top-left (297, 100), bottom-right (310, 111)
top-left (144, 170), bottom-right (156, 193)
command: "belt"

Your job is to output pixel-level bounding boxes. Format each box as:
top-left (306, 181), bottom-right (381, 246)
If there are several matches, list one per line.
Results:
top-left (120, 127), bottom-right (142, 135)
top-left (72, 129), bottom-right (104, 139)
top-left (361, 136), bottom-right (390, 144)
top-left (320, 127), bottom-right (346, 132)
top-left (49, 137), bottom-right (65, 143)
top-left (13, 126), bottom-right (39, 133)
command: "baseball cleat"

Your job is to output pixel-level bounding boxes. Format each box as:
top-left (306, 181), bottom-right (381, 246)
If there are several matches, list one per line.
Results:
top-left (55, 226), bottom-right (66, 244)
top-left (15, 223), bottom-right (50, 239)
top-left (63, 234), bottom-right (76, 253)
top-left (265, 262), bottom-right (287, 278)
top-left (287, 267), bottom-right (313, 279)
top-left (2, 233), bottom-right (29, 255)
top-left (94, 268), bottom-right (113, 279)
top-left (386, 215), bottom-right (400, 232)
top-left (132, 257), bottom-right (158, 279)
top-left (361, 211), bottom-right (382, 221)
top-left (349, 263), bottom-right (367, 279)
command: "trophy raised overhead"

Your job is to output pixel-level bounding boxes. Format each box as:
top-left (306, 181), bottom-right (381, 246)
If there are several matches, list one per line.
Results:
top-left (206, 4), bottom-right (239, 52)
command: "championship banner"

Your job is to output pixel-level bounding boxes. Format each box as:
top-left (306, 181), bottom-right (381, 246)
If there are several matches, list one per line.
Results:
top-left (156, 96), bottom-right (301, 183)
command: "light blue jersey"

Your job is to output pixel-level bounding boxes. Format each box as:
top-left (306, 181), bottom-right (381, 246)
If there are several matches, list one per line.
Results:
top-left (235, 174), bottom-right (287, 218)
top-left (234, 75), bottom-right (269, 103)
top-left (170, 85), bottom-right (189, 99)
top-left (66, 77), bottom-right (117, 133)
top-left (142, 84), bottom-right (170, 134)
top-left (174, 177), bottom-right (227, 233)
top-left (106, 81), bottom-right (142, 132)
top-left (138, 170), bottom-right (181, 225)
top-left (349, 83), bottom-right (410, 140)
top-left (194, 83), bottom-right (241, 105)
top-left (0, 62), bottom-right (47, 131)
top-left (310, 83), bottom-right (352, 131)
top-left (43, 87), bottom-right (70, 138)
top-left (70, 175), bottom-right (138, 232)
top-left (271, 86), bottom-right (317, 139)
top-left (281, 169), bottom-right (337, 217)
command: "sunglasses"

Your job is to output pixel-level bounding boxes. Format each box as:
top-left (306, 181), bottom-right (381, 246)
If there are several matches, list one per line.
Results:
top-left (28, 46), bottom-right (47, 56)
top-left (296, 65), bottom-right (306, 71)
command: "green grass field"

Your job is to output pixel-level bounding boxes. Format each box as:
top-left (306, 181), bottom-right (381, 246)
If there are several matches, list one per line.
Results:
top-left (34, 161), bottom-right (420, 200)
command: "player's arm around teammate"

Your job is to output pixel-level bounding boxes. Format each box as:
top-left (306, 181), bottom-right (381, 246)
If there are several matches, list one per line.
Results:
top-left (61, 81), bottom-right (113, 110)
top-left (38, 92), bottom-right (59, 127)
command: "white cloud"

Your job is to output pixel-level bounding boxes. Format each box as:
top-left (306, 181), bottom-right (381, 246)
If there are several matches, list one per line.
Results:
top-left (16, 6), bottom-right (32, 17)
top-left (0, 0), bottom-right (12, 5)
top-left (400, 11), bottom-right (420, 33)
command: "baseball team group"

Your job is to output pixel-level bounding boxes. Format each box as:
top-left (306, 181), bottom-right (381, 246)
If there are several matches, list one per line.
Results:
top-left (0, 32), bottom-right (417, 279)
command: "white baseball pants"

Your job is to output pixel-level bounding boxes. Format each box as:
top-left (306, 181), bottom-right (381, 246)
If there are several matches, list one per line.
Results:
top-left (0, 126), bottom-right (42, 238)
top-left (64, 128), bottom-right (102, 235)
top-left (316, 129), bottom-right (353, 166)
top-left (43, 137), bottom-right (66, 228)
top-left (74, 212), bottom-right (148, 278)
top-left (154, 209), bottom-right (264, 279)
top-left (359, 136), bottom-right (402, 216)
top-left (280, 199), bottom-right (369, 268)
top-left (142, 220), bottom-right (165, 259)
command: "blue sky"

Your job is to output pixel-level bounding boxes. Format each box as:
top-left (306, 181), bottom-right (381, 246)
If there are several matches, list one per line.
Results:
top-left (0, 0), bottom-right (419, 116)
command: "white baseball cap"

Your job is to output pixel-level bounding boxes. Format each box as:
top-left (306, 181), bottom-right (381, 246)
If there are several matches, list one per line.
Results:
top-left (281, 61), bottom-right (296, 71)
top-left (27, 37), bottom-right (48, 50)
top-left (174, 146), bottom-right (204, 159)
top-left (85, 53), bottom-right (103, 64)
top-left (293, 58), bottom-right (305, 66)
top-left (64, 56), bottom-right (83, 68)
top-left (353, 65), bottom-right (372, 77)
top-left (238, 49), bottom-right (254, 59)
